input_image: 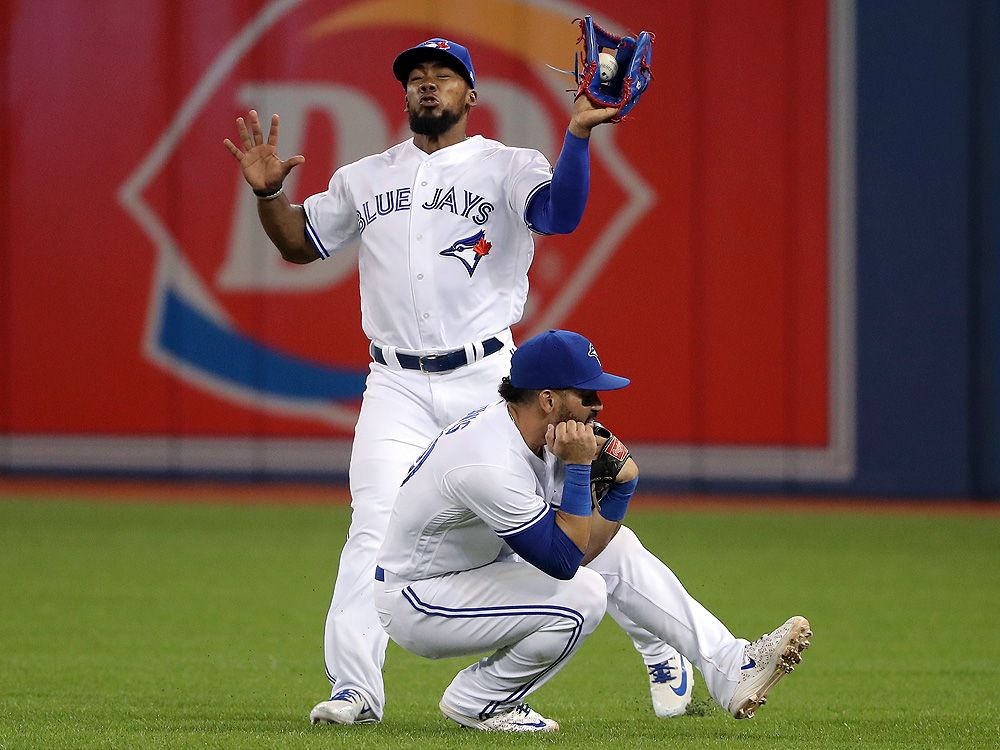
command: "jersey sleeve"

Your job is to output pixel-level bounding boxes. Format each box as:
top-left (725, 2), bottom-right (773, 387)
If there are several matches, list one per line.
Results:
top-left (301, 167), bottom-right (359, 259)
top-left (506, 148), bottom-right (554, 227)
top-left (443, 464), bottom-right (550, 538)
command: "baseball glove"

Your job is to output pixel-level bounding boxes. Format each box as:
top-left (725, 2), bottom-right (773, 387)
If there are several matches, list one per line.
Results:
top-left (590, 421), bottom-right (632, 504)
top-left (574, 14), bottom-right (654, 122)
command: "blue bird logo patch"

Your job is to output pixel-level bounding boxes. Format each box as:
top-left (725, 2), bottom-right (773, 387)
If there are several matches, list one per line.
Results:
top-left (440, 230), bottom-right (492, 277)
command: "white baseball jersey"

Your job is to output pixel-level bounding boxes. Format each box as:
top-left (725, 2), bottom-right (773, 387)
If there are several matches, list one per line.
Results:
top-left (302, 136), bottom-right (553, 352)
top-left (378, 400), bottom-right (566, 580)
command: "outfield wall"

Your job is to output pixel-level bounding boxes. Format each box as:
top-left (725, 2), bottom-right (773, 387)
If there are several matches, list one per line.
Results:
top-left (1, 0), bottom-right (997, 497)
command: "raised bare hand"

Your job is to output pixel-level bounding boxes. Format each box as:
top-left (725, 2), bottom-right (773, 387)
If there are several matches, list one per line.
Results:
top-left (223, 110), bottom-right (305, 193)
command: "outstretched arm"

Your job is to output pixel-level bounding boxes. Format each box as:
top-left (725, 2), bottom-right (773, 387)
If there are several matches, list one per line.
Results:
top-left (524, 96), bottom-right (619, 235)
top-left (223, 110), bottom-right (316, 264)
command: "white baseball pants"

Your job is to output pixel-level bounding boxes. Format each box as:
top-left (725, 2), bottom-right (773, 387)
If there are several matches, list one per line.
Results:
top-left (322, 343), bottom-right (514, 718)
top-left (374, 561), bottom-right (608, 718)
top-left (588, 525), bottom-right (749, 708)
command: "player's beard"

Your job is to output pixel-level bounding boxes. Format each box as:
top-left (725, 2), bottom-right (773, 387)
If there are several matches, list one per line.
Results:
top-left (554, 402), bottom-right (597, 425)
top-left (408, 105), bottom-right (463, 137)
top-left (554, 405), bottom-right (574, 424)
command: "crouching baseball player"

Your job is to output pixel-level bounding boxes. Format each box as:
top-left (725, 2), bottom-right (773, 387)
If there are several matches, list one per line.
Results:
top-left (374, 330), bottom-right (811, 731)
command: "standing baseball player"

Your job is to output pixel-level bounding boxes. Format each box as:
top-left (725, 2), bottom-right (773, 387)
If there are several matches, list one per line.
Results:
top-left (224, 36), bottom-right (690, 725)
top-left (375, 329), bottom-right (812, 731)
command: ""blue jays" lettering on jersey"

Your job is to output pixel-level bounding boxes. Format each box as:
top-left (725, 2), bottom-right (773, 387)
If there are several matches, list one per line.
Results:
top-left (356, 185), bottom-right (494, 234)
top-left (421, 187), bottom-right (495, 225)
top-left (356, 187), bottom-right (412, 233)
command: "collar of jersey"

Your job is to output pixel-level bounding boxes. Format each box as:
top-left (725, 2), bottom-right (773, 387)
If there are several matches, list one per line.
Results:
top-left (499, 401), bottom-right (548, 468)
top-left (408, 134), bottom-right (484, 160)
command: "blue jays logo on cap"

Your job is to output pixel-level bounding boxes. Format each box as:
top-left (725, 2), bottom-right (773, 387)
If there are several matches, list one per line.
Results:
top-left (393, 37), bottom-right (476, 88)
top-left (510, 330), bottom-right (630, 391)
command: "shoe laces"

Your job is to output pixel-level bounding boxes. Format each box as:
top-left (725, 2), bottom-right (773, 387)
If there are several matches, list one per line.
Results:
top-left (512, 703), bottom-right (533, 717)
top-left (330, 688), bottom-right (365, 704)
top-left (647, 661), bottom-right (677, 684)
top-left (748, 622), bottom-right (791, 660)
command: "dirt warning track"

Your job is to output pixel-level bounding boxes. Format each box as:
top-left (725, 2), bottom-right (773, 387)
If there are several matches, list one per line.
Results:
top-left (2, 477), bottom-right (998, 516)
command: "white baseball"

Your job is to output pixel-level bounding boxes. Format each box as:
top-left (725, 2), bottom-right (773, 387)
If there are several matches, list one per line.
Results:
top-left (598, 52), bottom-right (618, 84)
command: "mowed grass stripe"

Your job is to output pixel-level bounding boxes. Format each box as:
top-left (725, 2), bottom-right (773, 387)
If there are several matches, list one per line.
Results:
top-left (1, 498), bottom-right (998, 749)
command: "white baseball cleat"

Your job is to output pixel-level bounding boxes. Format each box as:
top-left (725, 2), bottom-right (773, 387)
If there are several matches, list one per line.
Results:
top-left (728, 615), bottom-right (812, 719)
top-left (648, 654), bottom-right (694, 718)
top-left (309, 688), bottom-right (378, 725)
top-left (439, 700), bottom-right (560, 732)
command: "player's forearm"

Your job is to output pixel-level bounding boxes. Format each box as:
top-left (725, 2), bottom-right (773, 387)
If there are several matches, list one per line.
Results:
top-left (554, 462), bottom-right (593, 552)
top-left (568, 116), bottom-right (596, 140)
top-left (505, 511), bottom-right (586, 580)
top-left (581, 515), bottom-right (620, 566)
top-left (256, 197), bottom-right (316, 264)
top-left (504, 462), bottom-right (593, 579)
top-left (581, 474), bottom-right (637, 564)
top-left (554, 510), bottom-right (592, 553)
top-left (524, 130), bottom-right (590, 235)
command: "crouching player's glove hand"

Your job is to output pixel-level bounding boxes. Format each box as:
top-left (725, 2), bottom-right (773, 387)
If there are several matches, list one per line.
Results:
top-left (591, 422), bottom-right (639, 521)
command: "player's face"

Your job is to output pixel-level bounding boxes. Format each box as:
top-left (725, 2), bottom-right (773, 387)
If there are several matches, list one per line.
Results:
top-left (554, 388), bottom-right (603, 424)
top-left (405, 61), bottom-right (476, 136)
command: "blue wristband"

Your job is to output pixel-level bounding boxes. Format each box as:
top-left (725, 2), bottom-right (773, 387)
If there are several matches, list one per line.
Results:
top-left (560, 463), bottom-right (593, 517)
top-left (598, 477), bottom-right (638, 522)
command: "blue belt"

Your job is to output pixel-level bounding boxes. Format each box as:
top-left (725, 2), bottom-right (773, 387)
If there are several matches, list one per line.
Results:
top-left (375, 565), bottom-right (385, 582)
top-left (370, 336), bottom-right (504, 373)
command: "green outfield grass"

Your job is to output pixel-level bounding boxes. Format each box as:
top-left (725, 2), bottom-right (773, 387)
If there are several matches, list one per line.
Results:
top-left (1, 493), bottom-right (999, 749)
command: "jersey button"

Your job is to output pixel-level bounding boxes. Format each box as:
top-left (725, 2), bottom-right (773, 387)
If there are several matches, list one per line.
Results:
top-left (420, 181), bottom-right (428, 186)
top-left (416, 274), bottom-right (424, 280)
top-left (422, 313), bottom-right (430, 319)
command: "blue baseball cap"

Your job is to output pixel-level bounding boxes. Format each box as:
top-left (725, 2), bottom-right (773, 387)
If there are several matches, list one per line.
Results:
top-left (510, 330), bottom-right (630, 391)
top-left (393, 38), bottom-right (476, 89)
